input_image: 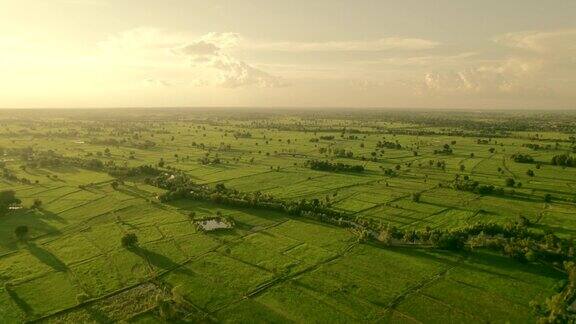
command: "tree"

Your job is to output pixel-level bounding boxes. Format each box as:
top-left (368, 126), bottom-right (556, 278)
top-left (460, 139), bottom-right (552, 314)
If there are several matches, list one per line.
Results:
top-left (544, 193), bottom-right (553, 203)
top-left (505, 178), bottom-right (516, 187)
top-left (0, 190), bottom-right (21, 215)
top-left (551, 154), bottom-right (575, 167)
top-left (526, 169), bottom-right (535, 177)
top-left (411, 192), bottom-right (421, 203)
top-left (121, 233), bottom-right (139, 249)
top-left (15, 225), bottom-right (28, 241)
top-left (31, 198), bottom-right (42, 209)
top-left (459, 164), bottom-right (465, 172)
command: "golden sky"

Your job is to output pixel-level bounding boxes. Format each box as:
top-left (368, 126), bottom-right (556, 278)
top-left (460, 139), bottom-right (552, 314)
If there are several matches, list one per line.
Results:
top-left (1, 0), bottom-right (575, 109)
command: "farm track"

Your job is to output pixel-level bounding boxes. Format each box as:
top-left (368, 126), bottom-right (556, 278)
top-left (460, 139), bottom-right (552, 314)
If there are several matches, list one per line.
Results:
top-left (206, 241), bottom-right (359, 317)
top-left (376, 255), bottom-right (467, 322)
top-left (469, 153), bottom-right (494, 174)
top-left (501, 156), bottom-right (517, 179)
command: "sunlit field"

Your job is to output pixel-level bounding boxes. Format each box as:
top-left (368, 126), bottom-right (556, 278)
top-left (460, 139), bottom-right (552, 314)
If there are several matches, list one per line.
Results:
top-left (0, 108), bottom-right (574, 322)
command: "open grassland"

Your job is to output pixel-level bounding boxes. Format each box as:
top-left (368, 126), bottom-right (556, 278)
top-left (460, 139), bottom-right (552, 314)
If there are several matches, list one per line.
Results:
top-left (0, 108), bottom-right (575, 322)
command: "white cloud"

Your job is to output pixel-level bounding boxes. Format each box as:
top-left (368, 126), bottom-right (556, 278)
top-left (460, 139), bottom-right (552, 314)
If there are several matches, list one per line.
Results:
top-left (143, 78), bottom-right (172, 87)
top-left (174, 32), bottom-right (287, 88)
top-left (210, 56), bottom-right (288, 88)
top-left (413, 29), bottom-right (576, 98)
top-left (415, 58), bottom-right (550, 97)
top-left (495, 29), bottom-right (576, 54)
top-left (179, 41), bottom-right (220, 57)
top-left (248, 37), bottom-right (439, 52)
top-left (98, 27), bottom-right (182, 52)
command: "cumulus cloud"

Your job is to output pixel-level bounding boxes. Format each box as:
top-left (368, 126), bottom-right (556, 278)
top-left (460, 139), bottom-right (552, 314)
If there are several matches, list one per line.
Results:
top-left (96, 28), bottom-right (286, 88)
top-left (179, 41), bottom-right (219, 58)
top-left (174, 32), bottom-right (287, 88)
top-left (211, 56), bottom-right (287, 88)
top-left (413, 29), bottom-right (576, 98)
top-left (414, 58), bottom-right (550, 97)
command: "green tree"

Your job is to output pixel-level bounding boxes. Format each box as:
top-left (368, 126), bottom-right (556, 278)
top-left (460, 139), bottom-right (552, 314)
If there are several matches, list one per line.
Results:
top-left (15, 225), bottom-right (28, 241)
top-left (505, 178), bottom-right (516, 187)
top-left (121, 233), bottom-right (139, 249)
top-left (0, 190), bottom-right (21, 215)
top-left (32, 198), bottom-right (42, 209)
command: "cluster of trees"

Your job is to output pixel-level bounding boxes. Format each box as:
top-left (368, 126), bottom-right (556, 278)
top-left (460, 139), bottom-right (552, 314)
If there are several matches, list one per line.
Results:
top-left (148, 174), bottom-right (362, 230)
top-left (452, 178), bottom-right (505, 196)
top-left (305, 160), bottom-right (365, 173)
top-left (512, 153), bottom-right (535, 163)
top-left (532, 261), bottom-right (576, 323)
top-left (0, 190), bottom-right (21, 215)
top-left (376, 140), bottom-right (401, 149)
top-left (88, 138), bottom-right (156, 150)
top-left (523, 143), bottom-right (552, 151)
top-left (378, 217), bottom-right (573, 264)
top-left (434, 144), bottom-right (453, 155)
top-left (551, 154), bottom-right (575, 167)
top-left (198, 156), bottom-right (222, 165)
top-left (108, 164), bottom-right (162, 178)
top-left (379, 166), bottom-right (397, 176)
top-left (427, 159), bottom-right (447, 170)
top-left (150, 169), bottom-right (572, 268)
top-left (319, 135), bottom-right (335, 140)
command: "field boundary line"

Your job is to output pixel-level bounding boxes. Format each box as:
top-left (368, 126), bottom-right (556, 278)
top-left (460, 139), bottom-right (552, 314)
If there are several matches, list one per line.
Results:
top-left (376, 255), bottom-right (466, 322)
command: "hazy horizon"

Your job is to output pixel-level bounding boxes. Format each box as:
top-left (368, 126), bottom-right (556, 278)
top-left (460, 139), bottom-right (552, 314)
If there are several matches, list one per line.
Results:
top-left (1, 0), bottom-right (575, 109)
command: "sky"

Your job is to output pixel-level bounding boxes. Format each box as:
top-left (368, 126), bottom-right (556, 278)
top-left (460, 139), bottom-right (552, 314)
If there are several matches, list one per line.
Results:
top-left (0, 0), bottom-right (575, 109)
